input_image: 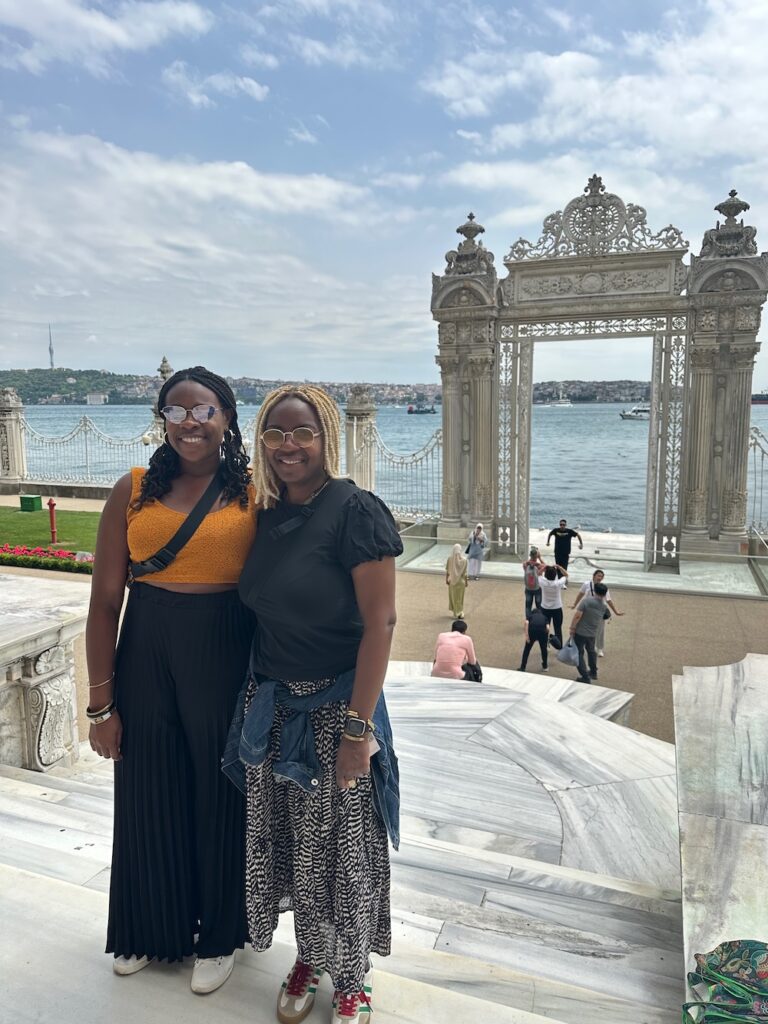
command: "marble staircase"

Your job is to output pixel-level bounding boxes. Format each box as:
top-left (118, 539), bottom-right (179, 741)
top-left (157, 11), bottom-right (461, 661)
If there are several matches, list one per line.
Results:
top-left (0, 663), bottom-right (688, 1023)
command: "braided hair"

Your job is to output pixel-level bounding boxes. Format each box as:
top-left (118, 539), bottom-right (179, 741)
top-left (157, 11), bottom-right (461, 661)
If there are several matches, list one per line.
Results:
top-left (135, 366), bottom-right (250, 508)
top-left (252, 384), bottom-right (341, 508)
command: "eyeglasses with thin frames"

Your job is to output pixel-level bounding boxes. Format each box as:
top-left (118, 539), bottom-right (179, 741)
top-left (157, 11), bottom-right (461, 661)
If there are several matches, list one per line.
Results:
top-left (260, 427), bottom-right (322, 450)
top-left (161, 404), bottom-right (223, 424)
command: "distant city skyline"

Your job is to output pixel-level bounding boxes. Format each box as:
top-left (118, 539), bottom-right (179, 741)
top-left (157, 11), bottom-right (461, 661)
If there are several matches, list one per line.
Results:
top-left (1, 0), bottom-right (767, 387)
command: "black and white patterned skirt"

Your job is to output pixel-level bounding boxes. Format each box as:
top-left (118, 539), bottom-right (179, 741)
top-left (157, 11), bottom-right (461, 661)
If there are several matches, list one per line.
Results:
top-left (244, 676), bottom-right (391, 995)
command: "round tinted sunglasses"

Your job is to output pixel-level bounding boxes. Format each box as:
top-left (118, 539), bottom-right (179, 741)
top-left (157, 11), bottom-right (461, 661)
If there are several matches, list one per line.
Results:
top-left (161, 404), bottom-right (223, 424)
top-left (261, 427), bottom-right (322, 450)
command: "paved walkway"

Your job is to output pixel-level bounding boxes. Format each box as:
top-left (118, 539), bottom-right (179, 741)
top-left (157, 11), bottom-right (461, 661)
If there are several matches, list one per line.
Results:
top-left (391, 570), bottom-right (768, 744)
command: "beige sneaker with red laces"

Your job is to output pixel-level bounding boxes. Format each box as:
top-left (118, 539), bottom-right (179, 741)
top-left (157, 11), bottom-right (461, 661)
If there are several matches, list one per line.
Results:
top-left (277, 960), bottom-right (324, 1024)
top-left (331, 966), bottom-right (373, 1023)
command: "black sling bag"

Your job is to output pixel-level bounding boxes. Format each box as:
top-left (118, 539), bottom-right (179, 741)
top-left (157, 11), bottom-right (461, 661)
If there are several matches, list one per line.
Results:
top-left (130, 466), bottom-right (225, 579)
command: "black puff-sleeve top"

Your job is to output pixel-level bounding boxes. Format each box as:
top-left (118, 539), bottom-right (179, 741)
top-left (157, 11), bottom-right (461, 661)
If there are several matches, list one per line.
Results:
top-left (239, 480), bottom-right (403, 681)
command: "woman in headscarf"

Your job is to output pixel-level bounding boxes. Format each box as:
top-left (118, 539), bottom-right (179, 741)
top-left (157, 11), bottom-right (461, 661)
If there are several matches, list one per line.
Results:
top-left (445, 542), bottom-right (469, 618)
top-left (466, 523), bottom-right (487, 580)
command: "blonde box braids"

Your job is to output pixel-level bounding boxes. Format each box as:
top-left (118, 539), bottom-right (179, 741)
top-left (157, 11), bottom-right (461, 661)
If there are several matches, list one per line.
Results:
top-left (252, 384), bottom-right (341, 507)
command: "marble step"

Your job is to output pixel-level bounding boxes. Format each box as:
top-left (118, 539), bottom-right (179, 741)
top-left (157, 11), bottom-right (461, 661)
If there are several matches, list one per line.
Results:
top-left (385, 663), bottom-right (633, 723)
top-left (1, 864), bottom-right (567, 1024)
top-left (0, 761), bottom-right (113, 802)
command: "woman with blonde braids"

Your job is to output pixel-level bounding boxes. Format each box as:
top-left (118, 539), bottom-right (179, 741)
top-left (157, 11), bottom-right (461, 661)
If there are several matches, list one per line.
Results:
top-left (223, 384), bottom-right (403, 1024)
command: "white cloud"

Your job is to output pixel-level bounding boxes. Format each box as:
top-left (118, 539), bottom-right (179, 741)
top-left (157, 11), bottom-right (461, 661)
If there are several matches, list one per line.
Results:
top-left (456, 129), bottom-right (482, 143)
top-left (0, 0), bottom-right (213, 75)
top-left (288, 121), bottom-right (318, 144)
top-left (162, 61), bottom-right (269, 108)
top-left (289, 32), bottom-right (376, 68)
top-left (543, 6), bottom-right (573, 32)
top-left (240, 44), bottom-right (280, 69)
top-left (371, 172), bottom-right (424, 189)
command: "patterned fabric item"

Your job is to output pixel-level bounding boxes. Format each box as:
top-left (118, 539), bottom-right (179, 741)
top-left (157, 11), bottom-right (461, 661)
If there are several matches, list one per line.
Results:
top-left (244, 677), bottom-right (391, 997)
top-left (683, 941), bottom-right (768, 1022)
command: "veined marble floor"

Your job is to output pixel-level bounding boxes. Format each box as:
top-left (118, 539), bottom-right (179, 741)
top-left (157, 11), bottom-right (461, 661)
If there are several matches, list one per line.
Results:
top-left (0, 662), bottom-right (686, 1023)
top-left (674, 653), bottom-right (768, 991)
top-left (401, 530), bottom-right (763, 597)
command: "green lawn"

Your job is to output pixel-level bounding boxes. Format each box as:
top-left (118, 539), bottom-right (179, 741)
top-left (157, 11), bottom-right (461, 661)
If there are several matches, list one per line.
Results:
top-left (0, 506), bottom-right (101, 552)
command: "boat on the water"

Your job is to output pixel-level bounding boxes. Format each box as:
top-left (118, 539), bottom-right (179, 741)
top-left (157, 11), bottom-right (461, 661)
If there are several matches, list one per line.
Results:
top-left (752, 388), bottom-right (768, 405)
top-left (407, 403), bottom-right (437, 414)
top-left (620, 404), bottom-right (651, 421)
top-left (546, 387), bottom-right (572, 408)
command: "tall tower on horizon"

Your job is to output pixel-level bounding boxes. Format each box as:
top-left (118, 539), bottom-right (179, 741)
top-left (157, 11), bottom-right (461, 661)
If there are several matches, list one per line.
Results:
top-left (48, 325), bottom-right (54, 369)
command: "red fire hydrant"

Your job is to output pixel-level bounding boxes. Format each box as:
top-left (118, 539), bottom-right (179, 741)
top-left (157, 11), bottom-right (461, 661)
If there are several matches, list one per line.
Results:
top-left (47, 497), bottom-right (57, 545)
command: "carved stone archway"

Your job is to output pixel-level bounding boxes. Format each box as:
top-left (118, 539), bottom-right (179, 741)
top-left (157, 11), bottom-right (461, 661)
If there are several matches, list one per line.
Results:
top-left (431, 179), bottom-right (768, 566)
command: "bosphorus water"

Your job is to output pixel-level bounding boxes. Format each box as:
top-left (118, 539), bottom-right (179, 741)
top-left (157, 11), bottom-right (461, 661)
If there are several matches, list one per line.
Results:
top-left (23, 403), bottom-right (768, 535)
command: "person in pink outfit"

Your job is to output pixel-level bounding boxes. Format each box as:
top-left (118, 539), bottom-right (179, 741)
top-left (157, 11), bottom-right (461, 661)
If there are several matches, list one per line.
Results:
top-left (431, 620), bottom-right (479, 680)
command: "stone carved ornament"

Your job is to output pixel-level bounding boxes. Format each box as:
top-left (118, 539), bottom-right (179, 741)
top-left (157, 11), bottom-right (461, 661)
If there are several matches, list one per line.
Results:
top-left (444, 213), bottom-right (496, 276)
top-left (505, 175), bottom-right (687, 262)
top-left (438, 323), bottom-right (457, 345)
top-left (28, 673), bottom-right (73, 768)
top-left (685, 489), bottom-right (708, 526)
top-left (0, 423), bottom-right (10, 473)
top-left (700, 191), bottom-right (758, 258)
top-left (518, 267), bottom-right (667, 299)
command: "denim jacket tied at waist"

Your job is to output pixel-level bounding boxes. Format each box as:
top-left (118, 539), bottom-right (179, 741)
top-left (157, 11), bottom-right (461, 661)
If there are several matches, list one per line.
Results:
top-left (222, 667), bottom-right (400, 849)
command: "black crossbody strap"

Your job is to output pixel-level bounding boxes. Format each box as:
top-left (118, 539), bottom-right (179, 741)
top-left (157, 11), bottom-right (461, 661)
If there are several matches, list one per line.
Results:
top-left (130, 466), bottom-right (226, 579)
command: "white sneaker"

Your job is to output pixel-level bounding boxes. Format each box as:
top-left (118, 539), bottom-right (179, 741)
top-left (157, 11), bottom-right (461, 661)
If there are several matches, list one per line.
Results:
top-left (113, 954), bottom-right (153, 976)
top-left (191, 953), bottom-right (235, 994)
top-left (331, 966), bottom-right (373, 1022)
top-left (598, 649), bottom-right (605, 657)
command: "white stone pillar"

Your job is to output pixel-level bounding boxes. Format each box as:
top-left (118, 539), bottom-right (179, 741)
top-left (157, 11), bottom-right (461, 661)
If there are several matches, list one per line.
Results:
top-left (436, 353), bottom-right (461, 526)
top-left (683, 344), bottom-right (717, 532)
top-left (468, 350), bottom-right (495, 524)
top-left (0, 387), bottom-right (28, 484)
top-left (722, 343), bottom-right (760, 538)
top-left (345, 385), bottom-right (377, 491)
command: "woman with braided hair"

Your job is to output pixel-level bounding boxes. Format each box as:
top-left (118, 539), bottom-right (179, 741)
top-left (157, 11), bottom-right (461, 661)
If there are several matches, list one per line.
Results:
top-left (86, 366), bottom-right (256, 994)
top-left (223, 384), bottom-right (403, 1024)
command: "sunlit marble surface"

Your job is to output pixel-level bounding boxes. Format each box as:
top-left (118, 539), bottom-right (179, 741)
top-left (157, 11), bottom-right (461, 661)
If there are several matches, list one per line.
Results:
top-left (0, 572), bottom-right (90, 650)
top-left (385, 663), bottom-right (633, 724)
top-left (674, 654), bottom-right (768, 988)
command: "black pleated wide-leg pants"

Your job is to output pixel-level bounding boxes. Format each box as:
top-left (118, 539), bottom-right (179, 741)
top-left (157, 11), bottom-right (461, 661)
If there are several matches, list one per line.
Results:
top-left (106, 584), bottom-right (253, 962)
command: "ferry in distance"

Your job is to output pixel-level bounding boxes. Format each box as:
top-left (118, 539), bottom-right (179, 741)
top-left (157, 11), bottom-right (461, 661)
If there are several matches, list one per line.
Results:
top-left (407, 403), bottom-right (437, 414)
top-left (620, 404), bottom-right (651, 421)
top-left (752, 388), bottom-right (768, 405)
top-left (546, 387), bottom-right (572, 407)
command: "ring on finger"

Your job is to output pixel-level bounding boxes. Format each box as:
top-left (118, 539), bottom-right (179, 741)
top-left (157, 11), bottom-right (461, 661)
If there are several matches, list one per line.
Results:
top-left (347, 778), bottom-right (357, 789)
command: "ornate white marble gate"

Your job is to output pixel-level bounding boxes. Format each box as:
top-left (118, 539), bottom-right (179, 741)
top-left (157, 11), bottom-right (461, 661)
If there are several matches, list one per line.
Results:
top-left (431, 178), bottom-right (768, 566)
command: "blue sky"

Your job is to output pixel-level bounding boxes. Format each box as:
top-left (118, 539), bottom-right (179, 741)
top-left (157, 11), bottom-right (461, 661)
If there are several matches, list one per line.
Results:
top-left (1, 0), bottom-right (768, 387)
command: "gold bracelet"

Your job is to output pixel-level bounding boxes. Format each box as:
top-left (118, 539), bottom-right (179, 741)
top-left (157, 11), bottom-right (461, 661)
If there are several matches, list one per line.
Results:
top-left (89, 676), bottom-right (114, 689)
top-left (341, 732), bottom-right (367, 743)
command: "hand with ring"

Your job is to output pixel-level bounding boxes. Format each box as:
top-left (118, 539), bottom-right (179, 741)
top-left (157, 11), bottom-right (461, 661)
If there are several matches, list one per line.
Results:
top-left (336, 735), bottom-right (371, 790)
top-left (346, 777), bottom-right (358, 790)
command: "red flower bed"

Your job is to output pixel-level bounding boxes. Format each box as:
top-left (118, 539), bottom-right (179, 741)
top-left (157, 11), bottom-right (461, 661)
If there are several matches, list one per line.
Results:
top-left (0, 543), bottom-right (94, 574)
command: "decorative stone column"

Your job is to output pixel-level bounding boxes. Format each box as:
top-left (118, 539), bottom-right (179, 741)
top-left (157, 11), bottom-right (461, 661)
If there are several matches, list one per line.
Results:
top-left (431, 214), bottom-right (499, 541)
top-left (345, 385), bottom-right (377, 491)
top-left (685, 191), bottom-right (768, 554)
top-left (0, 387), bottom-right (28, 484)
top-left (142, 355), bottom-right (176, 449)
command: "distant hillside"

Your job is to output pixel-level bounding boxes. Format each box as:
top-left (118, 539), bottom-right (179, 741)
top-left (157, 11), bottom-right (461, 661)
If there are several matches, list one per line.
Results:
top-left (0, 368), bottom-right (158, 405)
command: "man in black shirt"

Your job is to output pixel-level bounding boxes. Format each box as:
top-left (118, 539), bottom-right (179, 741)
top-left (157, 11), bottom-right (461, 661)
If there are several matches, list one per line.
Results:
top-left (546, 518), bottom-right (583, 574)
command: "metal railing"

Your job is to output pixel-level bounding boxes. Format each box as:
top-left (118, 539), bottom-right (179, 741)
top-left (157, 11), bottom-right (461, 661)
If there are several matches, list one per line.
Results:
top-left (352, 422), bottom-right (442, 519)
top-left (21, 416), bottom-right (154, 483)
top-left (748, 425), bottom-right (768, 538)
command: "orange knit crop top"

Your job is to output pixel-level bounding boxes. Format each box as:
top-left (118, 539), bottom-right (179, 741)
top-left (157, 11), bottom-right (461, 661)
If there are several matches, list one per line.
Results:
top-left (126, 467), bottom-right (257, 584)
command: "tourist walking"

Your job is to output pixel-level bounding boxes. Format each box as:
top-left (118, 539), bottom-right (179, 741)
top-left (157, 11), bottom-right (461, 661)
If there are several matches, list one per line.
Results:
top-left (446, 543), bottom-right (469, 618)
top-left (546, 519), bottom-right (583, 576)
top-left (466, 523), bottom-right (487, 580)
top-left (522, 546), bottom-right (545, 616)
top-left (86, 366), bottom-right (255, 993)
top-left (568, 581), bottom-right (609, 683)
top-left (432, 619), bottom-right (480, 680)
top-left (539, 564), bottom-right (568, 646)
top-left (571, 569), bottom-right (624, 657)
top-left (222, 384), bottom-right (402, 1024)
top-left (518, 606), bottom-right (550, 672)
